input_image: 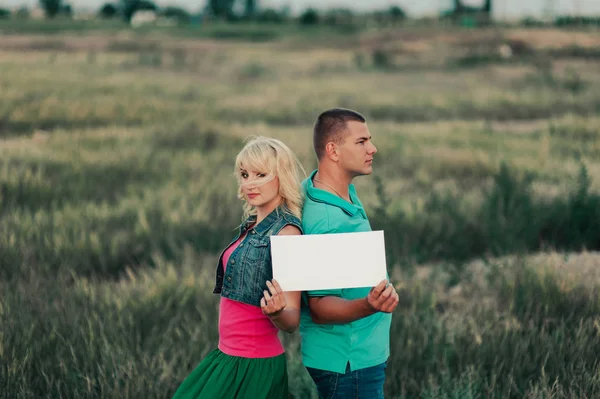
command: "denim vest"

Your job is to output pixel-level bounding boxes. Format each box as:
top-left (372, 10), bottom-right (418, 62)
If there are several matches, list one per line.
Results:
top-left (213, 206), bottom-right (303, 307)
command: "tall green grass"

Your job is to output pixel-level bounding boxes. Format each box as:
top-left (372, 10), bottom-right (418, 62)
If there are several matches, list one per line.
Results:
top-left (1, 27), bottom-right (600, 398)
top-left (373, 163), bottom-right (600, 267)
top-left (2, 252), bottom-right (599, 398)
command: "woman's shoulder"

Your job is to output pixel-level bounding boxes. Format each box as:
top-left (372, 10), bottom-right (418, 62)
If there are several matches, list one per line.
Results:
top-left (280, 210), bottom-right (302, 226)
top-left (278, 224), bottom-right (302, 236)
top-left (272, 208), bottom-right (302, 235)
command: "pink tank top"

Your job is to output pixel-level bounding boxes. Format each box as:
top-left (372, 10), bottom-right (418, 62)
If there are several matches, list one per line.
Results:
top-left (218, 234), bottom-right (284, 358)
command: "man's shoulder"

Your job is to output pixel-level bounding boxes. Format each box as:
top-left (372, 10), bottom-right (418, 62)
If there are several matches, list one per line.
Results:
top-left (302, 200), bottom-right (352, 234)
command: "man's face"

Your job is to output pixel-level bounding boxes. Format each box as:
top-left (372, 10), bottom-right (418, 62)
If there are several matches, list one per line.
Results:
top-left (336, 120), bottom-right (377, 177)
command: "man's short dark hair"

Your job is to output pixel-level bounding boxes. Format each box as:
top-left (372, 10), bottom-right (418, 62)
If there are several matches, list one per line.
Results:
top-left (313, 108), bottom-right (366, 160)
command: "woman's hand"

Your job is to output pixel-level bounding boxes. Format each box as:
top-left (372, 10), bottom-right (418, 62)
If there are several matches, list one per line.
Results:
top-left (260, 279), bottom-right (287, 318)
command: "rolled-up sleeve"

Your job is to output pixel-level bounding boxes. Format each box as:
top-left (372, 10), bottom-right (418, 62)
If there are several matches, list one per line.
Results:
top-left (307, 288), bottom-right (343, 297)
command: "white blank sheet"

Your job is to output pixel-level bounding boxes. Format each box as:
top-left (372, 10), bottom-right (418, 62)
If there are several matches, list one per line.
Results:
top-left (270, 230), bottom-right (387, 292)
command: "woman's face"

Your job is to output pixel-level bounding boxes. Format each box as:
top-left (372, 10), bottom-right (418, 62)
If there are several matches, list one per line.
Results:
top-left (240, 167), bottom-right (281, 210)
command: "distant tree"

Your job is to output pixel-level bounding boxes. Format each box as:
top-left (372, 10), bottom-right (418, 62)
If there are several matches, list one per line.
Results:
top-left (482, 0), bottom-right (492, 14)
top-left (39, 0), bottom-right (62, 18)
top-left (555, 15), bottom-right (600, 27)
top-left (122, 0), bottom-right (135, 21)
top-left (0, 7), bottom-right (11, 19)
top-left (121, 0), bottom-right (156, 22)
top-left (256, 8), bottom-right (285, 23)
top-left (61, 3), bottom-right (72, 17)
top-left (389, 5), bottom-right (406, 21)
top-left (444, 0), bottom-right (493, 24)
top-left (160, 6), bottom-right (190, 23)
top-left (452, 0), bottom-right (492, 15)
top-left (99, 3), bottom-right (118, 18)
top-left (138, 0), bottom-right (157, 11)
top-left (299, 8), bottom-right (319, 25)
top-left (280, 4), bottom-right (291, 18)
top-left (324, 8), bottom-right (354, 26)
top-left (208, 0), bottom-right (236, 19)
top-left (244, 0), bottom-right (257, 18)
top-left (15, 6), bottom-right (30, 18)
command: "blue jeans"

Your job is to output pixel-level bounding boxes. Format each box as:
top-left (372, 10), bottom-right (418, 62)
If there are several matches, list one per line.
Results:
top-left (306, 362), bottom-right (387, 399)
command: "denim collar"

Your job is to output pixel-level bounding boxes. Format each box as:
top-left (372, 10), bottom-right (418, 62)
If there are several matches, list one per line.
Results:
top-left (304, 169), bottom-right (362, 217)
top-left (240, 206), bottom-right (287, 236)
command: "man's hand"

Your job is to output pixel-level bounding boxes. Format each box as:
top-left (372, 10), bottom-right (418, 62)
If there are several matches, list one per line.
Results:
top-left (260, 279), bottom-right (287, 318)
top-left (367, 280), bottom-right (399, 313)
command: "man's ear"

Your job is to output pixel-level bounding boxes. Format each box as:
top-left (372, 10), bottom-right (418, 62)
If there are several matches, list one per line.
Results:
top-left (325, 142), bottom-right (339, 161)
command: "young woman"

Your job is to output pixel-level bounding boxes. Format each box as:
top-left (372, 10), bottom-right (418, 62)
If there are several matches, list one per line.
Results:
top-left (172, 136), bottom-right (304, 399)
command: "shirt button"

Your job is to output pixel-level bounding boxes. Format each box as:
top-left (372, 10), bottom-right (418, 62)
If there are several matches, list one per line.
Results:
top-left (230, 259), bottom-right (235, 264)
top-left (240, 244), bottom-right (244, 247)
top-left (251, 230), bottom-right (256, 234)
top-left (227, 276), bottom-right (232, 281)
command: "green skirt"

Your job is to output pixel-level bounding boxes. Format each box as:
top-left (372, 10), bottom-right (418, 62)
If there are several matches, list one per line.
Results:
top-left (172, 349), bottom-right (289, 399)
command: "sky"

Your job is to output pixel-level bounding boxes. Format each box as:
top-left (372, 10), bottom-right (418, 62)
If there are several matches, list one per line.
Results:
top-left (3, 0), bottom-right (600, 19)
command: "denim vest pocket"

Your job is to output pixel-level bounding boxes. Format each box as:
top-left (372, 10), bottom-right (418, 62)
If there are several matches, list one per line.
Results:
top-left (244, 235), bottom-right (271, 304)
top-left (244, 235), bottom-right (269, 264)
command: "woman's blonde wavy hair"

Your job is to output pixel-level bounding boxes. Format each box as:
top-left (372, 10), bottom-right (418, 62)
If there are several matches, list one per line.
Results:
top-left (234, 136), bottom-right (305, 221)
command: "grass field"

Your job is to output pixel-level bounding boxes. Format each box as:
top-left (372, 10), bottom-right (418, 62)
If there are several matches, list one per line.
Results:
top-left (1, 21), bottom-right (600, 398)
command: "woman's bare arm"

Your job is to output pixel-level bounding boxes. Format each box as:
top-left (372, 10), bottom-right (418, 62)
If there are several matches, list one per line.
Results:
top-left (261, 225), bottom-right (302, 333)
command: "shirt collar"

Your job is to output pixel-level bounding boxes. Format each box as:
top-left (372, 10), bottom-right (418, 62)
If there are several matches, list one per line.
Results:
top-left (241, 206), bottom-right (286, 236)
top-left (304, 169), bottom-right (362, 217)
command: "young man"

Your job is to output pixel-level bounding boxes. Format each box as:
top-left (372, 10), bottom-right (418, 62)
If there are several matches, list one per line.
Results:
top-left (300, 108), bottom-right (399, 399)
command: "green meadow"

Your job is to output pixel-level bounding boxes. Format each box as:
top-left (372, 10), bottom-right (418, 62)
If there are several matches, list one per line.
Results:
top-left (1, 22), bottom-right (600, 398)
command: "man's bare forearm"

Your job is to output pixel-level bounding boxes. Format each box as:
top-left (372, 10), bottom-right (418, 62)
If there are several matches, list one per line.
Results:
top-left (308, 296), bottom-right (376, 325)
top-left (269, 308), bottom-right (300, 332)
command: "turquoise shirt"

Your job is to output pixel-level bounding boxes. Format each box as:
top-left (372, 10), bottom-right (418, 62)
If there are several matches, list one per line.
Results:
top-left (299, 169), bottom-right (392, 374)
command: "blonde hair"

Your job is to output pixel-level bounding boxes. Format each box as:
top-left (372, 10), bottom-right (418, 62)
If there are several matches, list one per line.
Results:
top-left (234, 136), bottom-right (305, 221)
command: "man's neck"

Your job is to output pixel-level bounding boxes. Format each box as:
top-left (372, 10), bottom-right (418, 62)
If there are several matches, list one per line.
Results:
top-left (314, 166), bottom-right (353, 202)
